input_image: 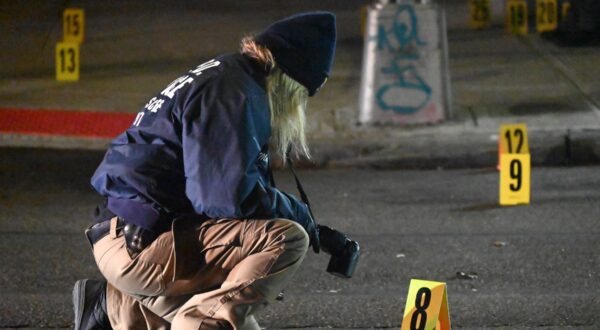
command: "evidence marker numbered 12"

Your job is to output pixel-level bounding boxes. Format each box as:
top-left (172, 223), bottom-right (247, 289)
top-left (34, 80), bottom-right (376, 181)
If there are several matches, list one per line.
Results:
top-left (499, 123), bottom-right (529, 155)
top-left (400, 279), bottom-right (450, 330)
top-left (499, 123), bottom-right (531, 206)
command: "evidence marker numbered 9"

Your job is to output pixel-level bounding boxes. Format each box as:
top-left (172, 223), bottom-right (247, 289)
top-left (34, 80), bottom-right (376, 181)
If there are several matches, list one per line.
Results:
top-left (499, 123), bottom-right (531, 206)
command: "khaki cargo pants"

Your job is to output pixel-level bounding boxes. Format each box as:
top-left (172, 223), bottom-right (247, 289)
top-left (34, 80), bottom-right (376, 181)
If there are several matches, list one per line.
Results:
top-left (92, 217), bottom-right (309, 330)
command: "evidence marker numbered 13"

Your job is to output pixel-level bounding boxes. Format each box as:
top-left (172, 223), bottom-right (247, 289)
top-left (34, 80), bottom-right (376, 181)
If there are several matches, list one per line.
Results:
top-left (56, 42), bottom-right (80, 81)
top-left (400, 279), bottom-right (450, 330)
top-left (499, 123), bottom-right (531, 206)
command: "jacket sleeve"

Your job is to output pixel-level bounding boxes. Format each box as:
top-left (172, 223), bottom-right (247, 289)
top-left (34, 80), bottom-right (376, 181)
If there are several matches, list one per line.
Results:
top-left (181, 84), bottom-right (313, 230)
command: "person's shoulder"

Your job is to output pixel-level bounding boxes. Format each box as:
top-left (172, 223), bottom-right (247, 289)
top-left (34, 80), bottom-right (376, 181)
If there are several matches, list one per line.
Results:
top-left (207, 53), bottom-right (267, 96)
top-left (181, 53), bottom-right (268, 118)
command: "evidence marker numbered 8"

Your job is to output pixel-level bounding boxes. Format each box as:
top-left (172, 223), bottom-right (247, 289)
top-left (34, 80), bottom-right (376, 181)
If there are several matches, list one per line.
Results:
top-left (400, 279), bottom-right (450, 330)
top-left (499, 123), bottom-right (531, 206)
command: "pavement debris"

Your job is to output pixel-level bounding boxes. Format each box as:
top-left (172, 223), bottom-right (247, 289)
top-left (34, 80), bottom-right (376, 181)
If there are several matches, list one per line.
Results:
top-left (456, 271), bottom-right (479, 280)
top-left (493, 240), bottom-right (508, 247)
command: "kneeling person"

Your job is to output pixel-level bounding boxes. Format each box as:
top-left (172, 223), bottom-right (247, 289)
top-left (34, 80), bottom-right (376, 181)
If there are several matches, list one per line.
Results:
top-left (73, 11), bottom-right (336, 329)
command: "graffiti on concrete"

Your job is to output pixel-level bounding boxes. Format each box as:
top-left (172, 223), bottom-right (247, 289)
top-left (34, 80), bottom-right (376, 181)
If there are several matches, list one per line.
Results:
top-left (374, 4), bottom-right (432, 115)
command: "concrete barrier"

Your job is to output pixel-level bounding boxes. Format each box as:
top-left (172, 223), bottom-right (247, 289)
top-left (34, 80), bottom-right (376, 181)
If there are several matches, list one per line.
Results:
top-left (359, 1), bottom-right (452, 125)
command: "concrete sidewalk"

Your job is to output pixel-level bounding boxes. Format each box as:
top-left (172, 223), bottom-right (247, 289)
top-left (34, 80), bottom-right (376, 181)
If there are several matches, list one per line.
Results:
top-left (1, 1), bottom-right (599, 168)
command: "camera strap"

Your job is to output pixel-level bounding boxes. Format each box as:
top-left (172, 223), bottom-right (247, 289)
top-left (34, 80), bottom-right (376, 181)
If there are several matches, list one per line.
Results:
top-left (287, 159), bottom-right (311, 207)
top-left (285, 155), bottom-right (317, 220)
top-left (267, 154), bottom-right (315, 217)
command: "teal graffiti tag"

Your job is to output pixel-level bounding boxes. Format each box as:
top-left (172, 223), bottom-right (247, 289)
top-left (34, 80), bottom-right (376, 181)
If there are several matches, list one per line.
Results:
top-left (377, 4), bottom-right (426, 52)
top-left (376, 58), bottom-right (431, 114)
top-left (375, 4), bottom-right (431, 115)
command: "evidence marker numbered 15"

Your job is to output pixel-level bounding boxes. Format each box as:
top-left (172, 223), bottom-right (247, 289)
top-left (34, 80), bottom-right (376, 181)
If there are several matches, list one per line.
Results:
top-left (499, 123), bottom-right (531, 206)
top-left (63, 8), bottom-right (85, 43)
top-left (400, 279), bottom-right (450, 330)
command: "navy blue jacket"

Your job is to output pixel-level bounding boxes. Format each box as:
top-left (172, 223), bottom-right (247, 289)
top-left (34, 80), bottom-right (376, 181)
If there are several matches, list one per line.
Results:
top-left (91, 53), bottom-right (312, 233)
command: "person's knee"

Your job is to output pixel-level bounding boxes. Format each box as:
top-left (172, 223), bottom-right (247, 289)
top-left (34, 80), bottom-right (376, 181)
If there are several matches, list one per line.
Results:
top-left (273, 219), bottom-right (309, 258)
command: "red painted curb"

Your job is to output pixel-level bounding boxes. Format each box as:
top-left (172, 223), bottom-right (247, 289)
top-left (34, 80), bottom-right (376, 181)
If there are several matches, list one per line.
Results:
top-left (0, 108), bottom-right (135, 138)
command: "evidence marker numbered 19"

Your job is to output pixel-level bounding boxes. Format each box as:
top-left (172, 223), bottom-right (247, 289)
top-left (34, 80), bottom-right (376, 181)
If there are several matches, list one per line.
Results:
top-left (506, 0), bottom-right (528, 35)
top-left (400, 279), bottom-right (450, 330)
top-left (499, 123), bottom-right (531, 206)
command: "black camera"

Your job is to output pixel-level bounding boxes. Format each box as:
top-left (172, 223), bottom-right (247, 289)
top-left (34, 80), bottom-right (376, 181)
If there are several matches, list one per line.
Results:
top-left (318, 225), bottom-right (360, 278)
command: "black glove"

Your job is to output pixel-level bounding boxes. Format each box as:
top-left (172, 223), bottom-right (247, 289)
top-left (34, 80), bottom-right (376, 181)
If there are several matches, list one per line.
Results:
top-left (123, 222), bottom-right (157, 259)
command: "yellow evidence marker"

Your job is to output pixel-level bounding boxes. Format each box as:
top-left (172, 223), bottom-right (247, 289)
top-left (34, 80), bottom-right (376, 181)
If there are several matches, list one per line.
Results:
top-left (499, 123), bottom-right (530, 205)
top-left (400, 279), bottom-right (450, 330)
top-left (56, 42), bottom-right (80, 81)
top-left (360, 5), bottom-right (369, 37)
top-left (499, 123), bottom-right (529, 155)
top-left (561, 1), bottom-right (571, 22)
top-left (506, 0), bottom-right (528, 35)
top-left (500, 153), bottom-right (531, 205)
top-left (469, 0), bottom-right (491, 29)
top-left (63, 8), bottom-right (85, 43)
top-left (536, 0), bottom-right (558, 32)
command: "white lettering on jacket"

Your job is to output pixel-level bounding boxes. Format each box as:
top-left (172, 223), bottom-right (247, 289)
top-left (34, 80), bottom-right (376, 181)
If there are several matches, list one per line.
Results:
top-left (133, 111), bottom-right (144, 126)
top-left (134, 59), bottom-right (221, 127)
top-left (190, 59), bottom-right (221, 76)
top-left (144, 97), bottom-right (165, 113)
top-left (161, 76), bottom-right (194, 99)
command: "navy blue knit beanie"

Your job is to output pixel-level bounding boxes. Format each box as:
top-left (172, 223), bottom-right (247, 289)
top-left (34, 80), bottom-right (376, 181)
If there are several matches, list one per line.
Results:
top-left (255, 12), bottom-right (336, 96)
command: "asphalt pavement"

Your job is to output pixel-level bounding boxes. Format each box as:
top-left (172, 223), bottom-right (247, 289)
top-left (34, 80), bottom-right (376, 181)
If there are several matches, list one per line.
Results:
top-left (0, 148), bottom-right (599, 329)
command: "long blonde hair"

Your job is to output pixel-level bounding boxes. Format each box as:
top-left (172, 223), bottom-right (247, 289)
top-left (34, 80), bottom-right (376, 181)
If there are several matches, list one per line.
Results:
top-left (240, 37), bottom-right (310, 160)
